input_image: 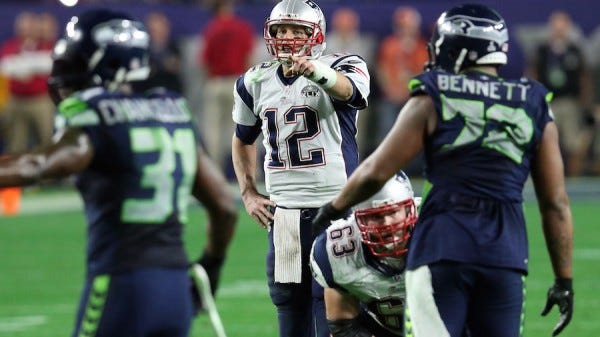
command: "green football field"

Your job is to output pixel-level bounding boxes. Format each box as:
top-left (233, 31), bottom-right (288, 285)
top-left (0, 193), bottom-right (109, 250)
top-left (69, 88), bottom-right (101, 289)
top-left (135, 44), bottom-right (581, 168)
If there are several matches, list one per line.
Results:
top-left (0, 184), bottom-right (598, 337)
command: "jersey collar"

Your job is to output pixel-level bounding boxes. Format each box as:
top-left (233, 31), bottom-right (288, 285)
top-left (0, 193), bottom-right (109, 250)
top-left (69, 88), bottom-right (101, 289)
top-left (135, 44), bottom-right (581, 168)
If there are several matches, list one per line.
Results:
top-left (277, 65), bottom-right (302, 86)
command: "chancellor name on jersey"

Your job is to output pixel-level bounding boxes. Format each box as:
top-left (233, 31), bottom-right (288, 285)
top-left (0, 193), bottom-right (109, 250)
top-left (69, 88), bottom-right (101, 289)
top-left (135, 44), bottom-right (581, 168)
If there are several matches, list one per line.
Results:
top-left (233, 53), bottom-right (369, 208)
top-left (310, 219), bottom-right (406, 335)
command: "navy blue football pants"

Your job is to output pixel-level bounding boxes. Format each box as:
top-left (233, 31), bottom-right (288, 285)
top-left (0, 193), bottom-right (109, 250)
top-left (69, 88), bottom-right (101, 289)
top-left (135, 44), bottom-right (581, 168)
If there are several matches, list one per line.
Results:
top-left (406, 261), bottom-right (525, 337)
top-left (267, 208), bottom-right (328, 337)
top-left (72, 268), bottom-right (193, 337)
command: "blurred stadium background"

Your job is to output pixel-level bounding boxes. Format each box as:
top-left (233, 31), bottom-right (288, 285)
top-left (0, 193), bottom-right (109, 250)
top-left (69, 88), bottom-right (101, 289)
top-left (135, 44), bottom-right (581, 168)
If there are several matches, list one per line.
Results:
top-left (1, 0), bottom-right (599, 336)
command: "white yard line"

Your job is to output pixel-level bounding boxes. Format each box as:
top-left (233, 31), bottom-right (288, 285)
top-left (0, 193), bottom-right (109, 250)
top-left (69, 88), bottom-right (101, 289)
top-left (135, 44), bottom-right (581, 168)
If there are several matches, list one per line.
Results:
top-left (219, 280), bottom-right (269, 297)
top-left (575, 248), bottom-right (600, 260)
top-left (0, 315), bottom-right (46, 332)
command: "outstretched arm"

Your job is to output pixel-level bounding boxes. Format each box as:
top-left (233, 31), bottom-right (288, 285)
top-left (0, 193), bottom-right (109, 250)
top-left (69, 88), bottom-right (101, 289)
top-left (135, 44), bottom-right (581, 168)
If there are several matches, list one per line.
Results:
top-left (288, 55), bottom-right (355, 102)
top-left (331, 95), bottom-right (435, 212)
top-left (0, 128), bottom-right (93, 187)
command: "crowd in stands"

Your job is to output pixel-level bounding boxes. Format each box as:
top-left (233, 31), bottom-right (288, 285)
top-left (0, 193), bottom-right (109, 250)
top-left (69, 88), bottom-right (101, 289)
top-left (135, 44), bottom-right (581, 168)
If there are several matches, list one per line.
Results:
top-left (1, 3), bottom-right (599, 178)
top-left (0, 11), bottom-right (56, 155)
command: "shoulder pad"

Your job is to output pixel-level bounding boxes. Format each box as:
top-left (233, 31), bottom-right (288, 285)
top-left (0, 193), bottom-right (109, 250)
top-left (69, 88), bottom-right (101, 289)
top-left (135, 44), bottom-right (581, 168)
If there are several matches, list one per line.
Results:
top-left (408, 71), bottom-right (436, 96)
top-left (57, 96), bottom-right (100, 127)
top-left (523, 78), bottom-right (553, 103)
top-left (245, 60), bottom-right (278, 83)
top-left (248, 60), bottom-right (279, 74)
top-left (408, 78), bottom-right (425, 93)
top-left (57, 97), bottom-right (89, 118)
top-left (320, 53), bottom-right (364, 67)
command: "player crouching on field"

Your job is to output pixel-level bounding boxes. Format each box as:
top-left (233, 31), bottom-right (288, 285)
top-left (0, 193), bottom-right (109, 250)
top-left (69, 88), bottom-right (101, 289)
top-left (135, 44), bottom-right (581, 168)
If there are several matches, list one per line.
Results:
top-left (310, 172), bottom-right (419, 337)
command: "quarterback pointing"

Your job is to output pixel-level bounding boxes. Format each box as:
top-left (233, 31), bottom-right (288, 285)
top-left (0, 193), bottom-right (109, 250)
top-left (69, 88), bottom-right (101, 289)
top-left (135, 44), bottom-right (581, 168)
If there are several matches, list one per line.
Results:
top-left (231, 0), bottom-right (370, 336)
top-left (310, 173), bottom-right (418, 337)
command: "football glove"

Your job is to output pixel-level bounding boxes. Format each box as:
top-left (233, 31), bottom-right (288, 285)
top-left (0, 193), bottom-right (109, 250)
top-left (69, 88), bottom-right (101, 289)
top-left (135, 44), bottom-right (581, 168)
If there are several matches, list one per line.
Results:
top-left (541, 278), bottom-right (574, 336)
top-left (197, 251), bottom-right (225, 295)
top-left (327, 318), bottom-right (373, 337)
top-left (311, 202), bottom-right (347, 239)
top-left (190, 251), bottom-right (225, 316)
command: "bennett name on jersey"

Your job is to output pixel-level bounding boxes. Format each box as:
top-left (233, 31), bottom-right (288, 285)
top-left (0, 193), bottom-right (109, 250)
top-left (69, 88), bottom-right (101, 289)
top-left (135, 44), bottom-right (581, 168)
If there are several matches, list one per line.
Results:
top-left (435, 73), bottom-right (531, 101)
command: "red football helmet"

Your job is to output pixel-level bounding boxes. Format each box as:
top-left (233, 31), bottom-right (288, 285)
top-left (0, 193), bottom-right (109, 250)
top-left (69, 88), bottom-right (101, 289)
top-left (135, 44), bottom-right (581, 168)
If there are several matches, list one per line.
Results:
top-left (353, 172), bottom-right (418, 258)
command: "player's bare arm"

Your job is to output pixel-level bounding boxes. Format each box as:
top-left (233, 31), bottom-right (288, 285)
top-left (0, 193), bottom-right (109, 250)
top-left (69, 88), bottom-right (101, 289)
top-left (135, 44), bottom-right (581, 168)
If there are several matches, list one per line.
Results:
top-left (0, 128), bottom-right (93, 187)
top-left (324, 288), bottom-right (374, 337)
top-left (531, 120), bottom-right (574, 336)
top-left (531, 121), bottom-right (573, 279)
top-left (232, 135), bottom-right (276, 228)
top-left (193, 146), bottom-right (238, 258)
top-left (331, 95), bottom-right (435, 212)
top-left (324, 288), bottom-right (360, 320)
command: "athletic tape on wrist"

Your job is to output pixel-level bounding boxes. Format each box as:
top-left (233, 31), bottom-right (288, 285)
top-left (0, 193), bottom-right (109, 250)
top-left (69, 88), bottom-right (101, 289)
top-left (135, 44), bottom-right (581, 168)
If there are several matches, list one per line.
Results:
top-left (306, 59), bottom-right (337, 89)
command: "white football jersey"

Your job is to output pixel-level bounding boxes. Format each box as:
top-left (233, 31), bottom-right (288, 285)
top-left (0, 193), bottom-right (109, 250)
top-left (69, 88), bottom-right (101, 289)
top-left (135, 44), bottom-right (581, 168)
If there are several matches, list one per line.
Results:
top-left (232, 53), bottom-right (370, 208)
top-left (310, 218), bottom-right (406, 335)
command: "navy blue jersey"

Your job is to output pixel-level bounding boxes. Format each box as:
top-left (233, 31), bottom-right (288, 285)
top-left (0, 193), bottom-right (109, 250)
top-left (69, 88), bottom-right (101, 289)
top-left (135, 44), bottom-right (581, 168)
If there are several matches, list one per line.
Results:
top-left (56, 87), bottom-right (198, 277)
top-left (406, 69), bottom-right (554, 273)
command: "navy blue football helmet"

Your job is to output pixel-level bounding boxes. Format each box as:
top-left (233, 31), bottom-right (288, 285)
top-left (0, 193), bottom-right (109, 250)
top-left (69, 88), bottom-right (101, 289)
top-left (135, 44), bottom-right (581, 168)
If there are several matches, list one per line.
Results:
top-left (427, 4), bottom-right (508, 73)
top-left (48, 9), bottom-right (150, 103)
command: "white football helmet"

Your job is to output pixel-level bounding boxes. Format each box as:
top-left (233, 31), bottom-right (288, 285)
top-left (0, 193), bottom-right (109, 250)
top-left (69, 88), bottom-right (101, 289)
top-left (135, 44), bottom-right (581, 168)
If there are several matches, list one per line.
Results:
top-left (264, 0), bottom-right (327, 60)
top-left (353, 172), bottom-right (418, 258)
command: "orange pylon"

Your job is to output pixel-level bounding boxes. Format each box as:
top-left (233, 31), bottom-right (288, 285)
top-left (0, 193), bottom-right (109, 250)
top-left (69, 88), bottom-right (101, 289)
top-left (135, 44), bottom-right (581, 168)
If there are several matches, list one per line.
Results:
top-left (0, 187), bottom-right (21, 216)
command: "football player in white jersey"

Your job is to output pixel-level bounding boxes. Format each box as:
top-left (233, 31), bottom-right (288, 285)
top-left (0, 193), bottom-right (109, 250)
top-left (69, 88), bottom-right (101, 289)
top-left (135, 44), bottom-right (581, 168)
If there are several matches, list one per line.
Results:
top-left (231, 0), bottom-right (370, 336)
top-left (310, 172), bottom-right (418, 337)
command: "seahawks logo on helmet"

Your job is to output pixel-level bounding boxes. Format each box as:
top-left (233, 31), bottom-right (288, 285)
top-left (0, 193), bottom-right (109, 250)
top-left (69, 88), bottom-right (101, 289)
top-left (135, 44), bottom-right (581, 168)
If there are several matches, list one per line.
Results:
top-left (47, 9), bottom-right (151, 104)
top-left (427, 4), bottom-right (509, 73)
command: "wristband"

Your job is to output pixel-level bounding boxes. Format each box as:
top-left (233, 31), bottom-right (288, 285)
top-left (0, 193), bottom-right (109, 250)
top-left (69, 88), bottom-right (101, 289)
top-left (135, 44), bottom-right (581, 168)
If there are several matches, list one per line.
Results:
top-left (198, 250), bottom-right (225, 269)
top-left (555, 277), bottom-right (573, 291)
top-left (306, 59), bottom-right (338, 89)
top-left (323, 202), bottom-right (347, 221)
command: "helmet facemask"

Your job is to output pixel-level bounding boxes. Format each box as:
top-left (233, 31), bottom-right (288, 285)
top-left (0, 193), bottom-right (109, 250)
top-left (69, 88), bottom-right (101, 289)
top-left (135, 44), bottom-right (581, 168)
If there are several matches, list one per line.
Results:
top-left (47, 44), bottom-right (90, 105)
top-left (264, 0), bottom-right (327, 62)
top-left (264, 20), bottom-right (324, 62)
top-left (355, 199), bottom-right (417, 258)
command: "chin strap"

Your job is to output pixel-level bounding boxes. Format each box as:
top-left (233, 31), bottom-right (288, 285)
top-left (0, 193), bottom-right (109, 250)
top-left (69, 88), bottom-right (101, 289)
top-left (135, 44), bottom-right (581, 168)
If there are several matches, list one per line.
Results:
top-left (454, 48), bottom-right (468, 74)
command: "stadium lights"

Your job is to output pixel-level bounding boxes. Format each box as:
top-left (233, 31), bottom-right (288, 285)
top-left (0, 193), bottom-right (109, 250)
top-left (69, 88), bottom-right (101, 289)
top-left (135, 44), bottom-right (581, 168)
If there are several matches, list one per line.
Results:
top-left (59, 0), bottom-right (78, 6)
